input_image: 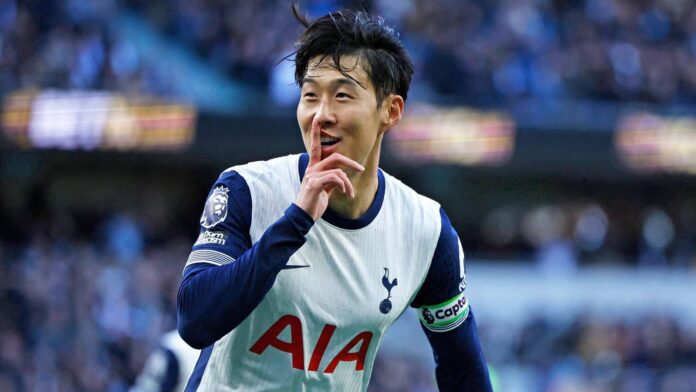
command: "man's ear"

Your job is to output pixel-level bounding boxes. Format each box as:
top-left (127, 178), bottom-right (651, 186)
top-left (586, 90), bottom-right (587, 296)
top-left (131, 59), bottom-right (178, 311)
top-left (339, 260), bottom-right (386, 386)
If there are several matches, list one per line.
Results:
top-left (379, 95), bottom-right (405, 134)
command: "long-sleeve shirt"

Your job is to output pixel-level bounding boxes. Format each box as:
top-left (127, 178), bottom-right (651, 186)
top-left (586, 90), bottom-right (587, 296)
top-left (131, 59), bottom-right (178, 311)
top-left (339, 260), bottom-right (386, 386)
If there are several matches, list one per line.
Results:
top-left (177, 153), bottom-right (492, 391)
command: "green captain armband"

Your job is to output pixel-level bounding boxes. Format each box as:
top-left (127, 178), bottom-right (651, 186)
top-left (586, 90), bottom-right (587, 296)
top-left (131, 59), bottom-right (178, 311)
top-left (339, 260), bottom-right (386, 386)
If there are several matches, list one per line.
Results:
top-left (418, 292), bottom-right (469, 332)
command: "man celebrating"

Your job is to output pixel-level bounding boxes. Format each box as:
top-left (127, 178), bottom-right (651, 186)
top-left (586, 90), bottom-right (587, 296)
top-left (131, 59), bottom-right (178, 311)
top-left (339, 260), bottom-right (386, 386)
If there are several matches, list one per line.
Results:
top-left (177, 7), bottom-right (492, 391)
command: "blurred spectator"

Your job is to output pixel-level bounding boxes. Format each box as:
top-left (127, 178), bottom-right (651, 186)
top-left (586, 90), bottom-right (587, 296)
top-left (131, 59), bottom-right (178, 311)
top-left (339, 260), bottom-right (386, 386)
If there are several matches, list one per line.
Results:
top-left (639, 208), bottom-right (674, 266)
top-left (130, 330), bottom-right (198, 392)
top-left (103, 213), bottom-right (145, 264)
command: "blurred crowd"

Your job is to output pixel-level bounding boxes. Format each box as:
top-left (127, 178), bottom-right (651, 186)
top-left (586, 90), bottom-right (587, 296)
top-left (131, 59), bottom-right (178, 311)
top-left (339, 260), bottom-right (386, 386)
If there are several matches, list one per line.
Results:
top-left (0, 0), bottom-right (177, 99)
top-left (0, 211), bottom-right (187, 391)
top-left (472, 198), bottom-right (696, 271)
top-left (2, 0), bottom-right (696, 106)
top-left (482, 314), bottom-right (696, 392)
top-left (398, 0), bottom-right (696, 104)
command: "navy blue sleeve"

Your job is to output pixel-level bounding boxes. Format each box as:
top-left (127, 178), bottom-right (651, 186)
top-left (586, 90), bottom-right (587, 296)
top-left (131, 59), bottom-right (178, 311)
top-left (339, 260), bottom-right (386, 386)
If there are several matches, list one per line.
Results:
top-left (177, 170), bottom-right (314, 349)
top-left (410, 208), bottom-right (492, 392)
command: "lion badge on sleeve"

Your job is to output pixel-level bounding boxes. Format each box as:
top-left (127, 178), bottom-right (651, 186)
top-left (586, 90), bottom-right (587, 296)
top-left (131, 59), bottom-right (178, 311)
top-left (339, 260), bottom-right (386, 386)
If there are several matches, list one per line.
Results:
top-left (200, 186), bottom-right (230, 228)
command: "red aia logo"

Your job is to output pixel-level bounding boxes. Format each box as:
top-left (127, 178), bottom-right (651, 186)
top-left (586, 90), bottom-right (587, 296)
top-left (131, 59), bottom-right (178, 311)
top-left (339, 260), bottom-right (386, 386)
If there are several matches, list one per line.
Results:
top-left (249, 314), bottom-right (373, 373)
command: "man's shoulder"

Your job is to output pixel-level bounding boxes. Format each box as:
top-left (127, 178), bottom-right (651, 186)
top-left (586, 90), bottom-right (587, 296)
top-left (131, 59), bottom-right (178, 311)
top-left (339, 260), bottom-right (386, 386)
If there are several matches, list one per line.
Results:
top-left (380, 169), bottom-right (443, 255)
top-left (216, 155), bottom-right (301, 217)
top-left (219, 154), bottom-right (301, 185)
top-left (381, 169), bottom-right (441, 212)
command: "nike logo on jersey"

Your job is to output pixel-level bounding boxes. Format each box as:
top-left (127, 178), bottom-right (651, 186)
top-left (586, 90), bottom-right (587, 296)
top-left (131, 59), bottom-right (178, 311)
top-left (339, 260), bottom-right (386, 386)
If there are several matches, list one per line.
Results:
top-left (280, 264), bottom-right (310, 270)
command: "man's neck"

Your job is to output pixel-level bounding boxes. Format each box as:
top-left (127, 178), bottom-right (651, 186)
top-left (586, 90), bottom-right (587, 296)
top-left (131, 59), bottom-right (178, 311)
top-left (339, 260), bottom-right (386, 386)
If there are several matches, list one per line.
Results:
top-left (328, 165), bottom-right (379, 219)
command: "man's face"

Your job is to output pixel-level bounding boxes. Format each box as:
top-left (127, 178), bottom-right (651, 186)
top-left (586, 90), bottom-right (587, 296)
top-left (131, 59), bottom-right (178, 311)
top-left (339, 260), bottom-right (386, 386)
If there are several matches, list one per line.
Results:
top-left (297, 55), bottom-right (389, 164)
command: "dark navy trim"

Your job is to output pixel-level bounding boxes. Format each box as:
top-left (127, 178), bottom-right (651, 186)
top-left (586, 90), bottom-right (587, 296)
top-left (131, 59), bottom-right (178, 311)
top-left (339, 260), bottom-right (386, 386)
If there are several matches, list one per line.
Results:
top-left (161, 347), bottom-right (179, 392)
top-left (184, 344), bottom-right (214, 392)
top-left (298, 153), bottom-right (385, 230)
top-left (298, 151), bottom-right (309, 178)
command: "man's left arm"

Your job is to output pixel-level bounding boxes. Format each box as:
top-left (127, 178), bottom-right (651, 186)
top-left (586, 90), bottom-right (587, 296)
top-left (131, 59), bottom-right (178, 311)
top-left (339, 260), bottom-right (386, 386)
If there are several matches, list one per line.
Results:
top-left (410, 208), bottom-right (492, 392)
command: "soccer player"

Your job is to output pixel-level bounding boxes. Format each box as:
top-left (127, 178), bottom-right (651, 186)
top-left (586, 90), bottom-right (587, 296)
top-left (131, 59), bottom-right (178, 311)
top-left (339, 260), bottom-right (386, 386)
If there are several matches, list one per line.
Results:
top-left (177, 7), bottom-right (492, 392)
top-left (130, 330), bottom-right (199, 392)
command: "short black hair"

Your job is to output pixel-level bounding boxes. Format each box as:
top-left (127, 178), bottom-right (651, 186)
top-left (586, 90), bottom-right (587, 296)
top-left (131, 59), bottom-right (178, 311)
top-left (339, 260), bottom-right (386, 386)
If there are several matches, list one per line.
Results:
top-left (292, 4), bottom-right (414, 106)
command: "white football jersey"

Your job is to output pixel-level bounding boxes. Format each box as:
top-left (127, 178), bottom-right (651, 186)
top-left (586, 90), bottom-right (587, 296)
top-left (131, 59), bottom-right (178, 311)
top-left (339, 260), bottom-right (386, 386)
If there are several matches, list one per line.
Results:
top-left (184, 154), bottom-right (457, 391)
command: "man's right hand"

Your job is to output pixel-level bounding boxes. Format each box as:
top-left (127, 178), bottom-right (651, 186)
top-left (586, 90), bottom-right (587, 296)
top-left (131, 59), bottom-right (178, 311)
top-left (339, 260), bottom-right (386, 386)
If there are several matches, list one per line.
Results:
top-left (295, 119), bottom-right (364, 221)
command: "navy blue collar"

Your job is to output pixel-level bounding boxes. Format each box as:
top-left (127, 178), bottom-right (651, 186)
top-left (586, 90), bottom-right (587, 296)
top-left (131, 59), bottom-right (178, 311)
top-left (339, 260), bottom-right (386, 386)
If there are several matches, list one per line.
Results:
top-left (298, 153), bottom-right (385, 230)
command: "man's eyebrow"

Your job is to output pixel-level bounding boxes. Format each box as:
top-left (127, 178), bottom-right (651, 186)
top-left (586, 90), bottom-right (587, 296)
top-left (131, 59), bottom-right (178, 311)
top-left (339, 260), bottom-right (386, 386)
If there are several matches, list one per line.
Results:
top-left (302, 76), bottom-right (366, 89)
top-left (334, 77), bottom-right (362, 88)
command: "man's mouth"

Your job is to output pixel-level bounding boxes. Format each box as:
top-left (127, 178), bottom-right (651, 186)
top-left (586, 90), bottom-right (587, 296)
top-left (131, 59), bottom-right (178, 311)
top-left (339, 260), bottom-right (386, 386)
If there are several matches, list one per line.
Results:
top-left (320, 136), bottom-right (340, 147)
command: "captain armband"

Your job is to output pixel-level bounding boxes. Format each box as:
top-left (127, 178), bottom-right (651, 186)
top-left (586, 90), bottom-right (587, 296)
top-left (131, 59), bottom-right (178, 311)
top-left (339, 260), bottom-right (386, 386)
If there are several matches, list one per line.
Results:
top-left (418, 291), bottom-right (469, 333)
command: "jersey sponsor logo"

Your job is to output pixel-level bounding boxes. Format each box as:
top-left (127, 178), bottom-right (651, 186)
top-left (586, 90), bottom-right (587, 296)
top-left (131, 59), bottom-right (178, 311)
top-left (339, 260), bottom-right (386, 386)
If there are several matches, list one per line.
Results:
top-left (418, 292), bottom-right (469, 332)
top-left (193, 230), bottom-right (227, 246)
top-left (379, 268), bottom-right (398, 314)
top-left (200, 186), bottom-right (229, 228)
top-left (249, 314), bottom-right (373, 373)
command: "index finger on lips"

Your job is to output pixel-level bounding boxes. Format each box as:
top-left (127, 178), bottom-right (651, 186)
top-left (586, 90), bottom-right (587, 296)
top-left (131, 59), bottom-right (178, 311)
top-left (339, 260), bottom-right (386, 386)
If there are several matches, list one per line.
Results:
top-left (314, 153), bottom-right (365, 173)
top-left (309, 117), bottom-right (322, 166)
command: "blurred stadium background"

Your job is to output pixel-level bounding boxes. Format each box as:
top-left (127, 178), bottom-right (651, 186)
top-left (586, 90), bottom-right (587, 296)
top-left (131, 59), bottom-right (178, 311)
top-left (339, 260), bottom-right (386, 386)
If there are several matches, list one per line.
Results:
top-left (1, 0), bottom-right (696, 391)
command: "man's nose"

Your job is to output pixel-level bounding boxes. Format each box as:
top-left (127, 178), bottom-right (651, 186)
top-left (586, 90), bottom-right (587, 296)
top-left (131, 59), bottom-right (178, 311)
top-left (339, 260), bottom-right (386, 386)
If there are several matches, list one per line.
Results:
top-left (313, 100), bottom-right (336, 128)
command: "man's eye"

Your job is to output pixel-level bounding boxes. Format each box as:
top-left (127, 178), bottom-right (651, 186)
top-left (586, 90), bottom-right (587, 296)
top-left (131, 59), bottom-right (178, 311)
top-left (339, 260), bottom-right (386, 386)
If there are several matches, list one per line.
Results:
top-left (303, 92), bottom-right (317, 98)
top-left (336, 92), bottom-right (351, 99)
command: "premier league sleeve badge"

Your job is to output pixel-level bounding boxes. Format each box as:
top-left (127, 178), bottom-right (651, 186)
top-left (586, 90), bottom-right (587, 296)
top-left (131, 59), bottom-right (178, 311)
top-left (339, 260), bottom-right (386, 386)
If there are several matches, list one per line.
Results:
top-left (200, 186), bottom-right (230, 228)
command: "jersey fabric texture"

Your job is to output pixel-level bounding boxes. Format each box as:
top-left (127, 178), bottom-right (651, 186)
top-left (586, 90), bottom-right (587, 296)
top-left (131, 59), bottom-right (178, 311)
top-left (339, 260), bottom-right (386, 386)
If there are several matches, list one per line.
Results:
top-left (177, 153), bottom-right (492, 392)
